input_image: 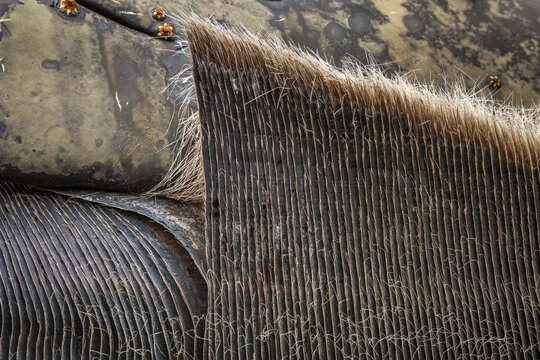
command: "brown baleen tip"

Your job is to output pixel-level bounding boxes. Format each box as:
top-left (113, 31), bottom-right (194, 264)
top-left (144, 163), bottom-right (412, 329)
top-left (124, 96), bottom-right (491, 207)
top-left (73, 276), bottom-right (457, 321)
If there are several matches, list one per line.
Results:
top-left (153, 7), bottom-right (166, 21)
top-left (181, 14), bottom-right (540, 167)
top-left (60, 0), bottom-right (79, 16)
top-left (158, 23), bottom-right (173, 38)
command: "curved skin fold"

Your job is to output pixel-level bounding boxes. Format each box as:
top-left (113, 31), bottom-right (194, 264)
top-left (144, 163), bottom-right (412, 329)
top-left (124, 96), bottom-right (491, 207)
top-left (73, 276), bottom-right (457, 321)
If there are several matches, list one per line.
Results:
top-left (0, 183), bottom-right (206, 359)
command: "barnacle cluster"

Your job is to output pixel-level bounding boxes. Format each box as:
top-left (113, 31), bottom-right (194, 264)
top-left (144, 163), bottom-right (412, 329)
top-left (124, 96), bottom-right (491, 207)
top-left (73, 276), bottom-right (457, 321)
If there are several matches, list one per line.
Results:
top-left (153, 7), bottom-right (166, 20)
top-left (158, 23), bottom-right (173, 38)
top-left (60, 0), bottom-right (79, 16)
top-left (489, 75), bottom-right (502, 89)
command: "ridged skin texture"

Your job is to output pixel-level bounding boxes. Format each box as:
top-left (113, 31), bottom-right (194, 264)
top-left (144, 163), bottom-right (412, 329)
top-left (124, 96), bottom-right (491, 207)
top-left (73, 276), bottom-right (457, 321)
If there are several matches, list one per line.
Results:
top-left (189, 21), bottom-right (540, 359)
top-left (0, 183), bottom-right (205, 359)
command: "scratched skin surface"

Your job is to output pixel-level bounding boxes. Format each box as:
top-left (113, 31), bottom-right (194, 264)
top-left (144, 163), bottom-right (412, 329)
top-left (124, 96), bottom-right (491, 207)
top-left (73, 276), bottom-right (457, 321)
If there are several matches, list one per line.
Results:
top-left (0, 0), bottom-right (189, 191)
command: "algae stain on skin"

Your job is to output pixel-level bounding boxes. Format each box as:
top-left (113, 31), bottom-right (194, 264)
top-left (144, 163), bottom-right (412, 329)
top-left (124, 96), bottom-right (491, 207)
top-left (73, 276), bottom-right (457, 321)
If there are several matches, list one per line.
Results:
top-left (93, 20), bottom-right (174, 180)
top-left (371, 0), bottom-right (410, 60)
top-left (180, 0), bottom-right (276, 34)
top-left (0, 0), bottom-right (176, 189)
top-left (0, 0), bottom-right (116, 175)
top-left (218, 0), bottom-right (538, 105)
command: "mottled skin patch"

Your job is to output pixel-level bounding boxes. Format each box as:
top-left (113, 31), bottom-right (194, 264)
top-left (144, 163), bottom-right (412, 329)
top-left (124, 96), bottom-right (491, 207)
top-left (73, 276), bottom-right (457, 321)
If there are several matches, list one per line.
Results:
top-left (255, 0), bottom-right (538, 105)
top-left (0, 0), bottom-right (184, 191)
top-left (3, 0), bottom-right (538, 107)
top-left (81, 0), bottom-right (540, 98)
top-left (73, 0), bottom-right (280, 37)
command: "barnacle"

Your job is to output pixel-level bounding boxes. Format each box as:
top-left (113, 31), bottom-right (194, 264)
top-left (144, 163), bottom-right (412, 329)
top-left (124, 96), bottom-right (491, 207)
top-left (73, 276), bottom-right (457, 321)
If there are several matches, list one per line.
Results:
top-left (153, 7), bottom-right (166, 20)
top-left (60, 0), bottom-right (79, 16)
top-left (489, 75), bottom-right (502, 89)
top-left (158, 23), bottom-right (173, 38)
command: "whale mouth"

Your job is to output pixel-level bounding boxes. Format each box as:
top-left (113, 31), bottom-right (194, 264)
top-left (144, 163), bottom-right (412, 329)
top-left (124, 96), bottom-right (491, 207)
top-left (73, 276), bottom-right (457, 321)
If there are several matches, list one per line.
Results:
top-left (1, 8), bottom-right (540, 359)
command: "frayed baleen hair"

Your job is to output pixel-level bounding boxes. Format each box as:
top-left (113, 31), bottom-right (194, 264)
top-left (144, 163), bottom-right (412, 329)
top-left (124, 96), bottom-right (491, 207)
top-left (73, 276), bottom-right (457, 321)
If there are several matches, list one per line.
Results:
top-left (151, 12), bottom-right (540, 204)
top-left (182, 15), bottom-right (540, 167)
top-left (145, 57), bottom-right (205, 203)
top-left (181, 14), bottom-right (540, 359)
